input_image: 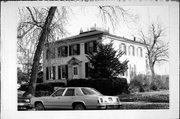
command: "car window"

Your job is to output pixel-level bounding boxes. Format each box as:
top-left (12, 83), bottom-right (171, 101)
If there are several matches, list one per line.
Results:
top-left (81, 88), bottom-right (102, 95)
top-left (64, 89), bottom-right (75, 96)
top-left (53, 89), bottom-right (65, 96)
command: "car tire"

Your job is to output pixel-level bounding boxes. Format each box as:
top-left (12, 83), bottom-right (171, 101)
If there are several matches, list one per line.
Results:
top-left (35, 102), bottom-right (45, 111)
top-left (74, 103), bottom-right (85, 110)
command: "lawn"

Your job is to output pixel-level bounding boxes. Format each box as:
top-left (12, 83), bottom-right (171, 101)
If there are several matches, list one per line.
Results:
top-left (118, 90), bottom-right (169, 109)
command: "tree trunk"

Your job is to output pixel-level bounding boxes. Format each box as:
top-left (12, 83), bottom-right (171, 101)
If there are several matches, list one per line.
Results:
top-left (24, 7), bottom-right (57, 97)
top-left (149, 59), bottom-right (156, 83)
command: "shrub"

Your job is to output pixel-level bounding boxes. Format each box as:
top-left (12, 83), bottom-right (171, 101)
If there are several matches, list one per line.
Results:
top-left (67, 78), bottom-right (129, 95)
top-left (35, 90), bottom-right (51, 97)
top-left (129, 74), bottom-right (151, 93)
top-left (129, 74), bottom-right (169, 93)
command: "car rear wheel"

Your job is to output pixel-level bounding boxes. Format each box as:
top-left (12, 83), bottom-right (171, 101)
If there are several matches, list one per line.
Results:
top-left (74, 103), bottom-right (85, 110)
top-left (35, 102), bottom-right (44, 110)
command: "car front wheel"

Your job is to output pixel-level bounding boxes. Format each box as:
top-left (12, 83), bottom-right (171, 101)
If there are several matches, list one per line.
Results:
top-left (74, 103), bottom-right (85, 110)
top-left (35, 102), bottom-right (45, 111)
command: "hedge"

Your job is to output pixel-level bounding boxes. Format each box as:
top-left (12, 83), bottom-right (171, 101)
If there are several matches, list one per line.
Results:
top-left (67, 78), bottom-right (129, 95)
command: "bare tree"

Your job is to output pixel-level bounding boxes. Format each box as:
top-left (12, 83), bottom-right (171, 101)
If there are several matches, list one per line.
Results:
top-left (17, 6), bottom-right (133, 97)
top-left (138, 22), bottom-right (169, 82)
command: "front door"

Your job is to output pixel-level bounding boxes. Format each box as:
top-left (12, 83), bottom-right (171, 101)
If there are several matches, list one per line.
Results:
top-left (73, 65), bottom-right (79, 79)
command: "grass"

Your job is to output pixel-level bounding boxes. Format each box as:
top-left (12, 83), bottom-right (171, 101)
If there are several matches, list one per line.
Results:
top-left (118, 90), bottom-right (169, 109)
top-left (119, 90), bottom-right (169, 103)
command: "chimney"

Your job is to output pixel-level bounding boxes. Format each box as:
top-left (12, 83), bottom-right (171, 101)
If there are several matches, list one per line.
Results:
top-left (134, 37), bottom-right (136, 41)
top-left (80, 28), bottom-right (83, 34)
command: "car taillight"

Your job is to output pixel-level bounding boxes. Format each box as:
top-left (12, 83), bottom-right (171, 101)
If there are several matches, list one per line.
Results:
top-left (98, 98), bottom-right (103, 103)
top-left (24, 99), bottom-right (30, 103)
top-left (116, 98), bottom-right (119, 102)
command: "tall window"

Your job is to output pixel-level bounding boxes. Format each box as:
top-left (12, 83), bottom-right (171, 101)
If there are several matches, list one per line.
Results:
top-left (120, 43), bottom-right (126, 55)
top-left (46, 66), bottom-right (56, 80)
top-left (128, 45), bottom-right (135, 56)
top-left (137, 47), bottom-right (143, 57)
top-left (62, 65), bottom-right (68, 79)
top-left (69, 44), bottom-right (80, 56)
top-left (73, 66), bottom-right (78, 75)
top-left (52, 66), bottom-right (56, 80)
top-left (85, 40), bottom-right (97, 54)
top-left (58, 46), bottom-right (68, 57)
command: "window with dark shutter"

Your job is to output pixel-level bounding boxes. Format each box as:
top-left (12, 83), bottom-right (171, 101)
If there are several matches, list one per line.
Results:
top-left (58, 66), bottom-right (61, 80)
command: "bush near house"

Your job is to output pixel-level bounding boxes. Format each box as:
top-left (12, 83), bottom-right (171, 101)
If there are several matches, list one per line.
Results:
top-left (129, 74), bottom-right (169, 93)
top-left (67, 78), bottom-right (129, 95)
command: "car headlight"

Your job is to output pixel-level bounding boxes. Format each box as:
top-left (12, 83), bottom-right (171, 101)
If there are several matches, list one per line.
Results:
top-left (24, 99), bottom-right (30, 103)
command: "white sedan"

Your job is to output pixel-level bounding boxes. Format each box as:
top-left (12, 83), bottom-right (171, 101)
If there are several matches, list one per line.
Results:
top-left (30, 87), bottom-right (121, 110)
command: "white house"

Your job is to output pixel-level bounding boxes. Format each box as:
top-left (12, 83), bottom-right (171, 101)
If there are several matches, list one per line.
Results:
top-left (43, 27), bottom-right (148, 85)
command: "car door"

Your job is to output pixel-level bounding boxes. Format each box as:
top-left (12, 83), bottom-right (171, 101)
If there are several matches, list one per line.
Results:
top-left (60, 88), bottom-right (75, 109)
top-left (45, 88), bottom-right (66, 109)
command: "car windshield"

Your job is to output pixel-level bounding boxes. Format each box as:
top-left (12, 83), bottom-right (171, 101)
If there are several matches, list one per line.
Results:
top-left (81, 88), bottom-right (102, 95)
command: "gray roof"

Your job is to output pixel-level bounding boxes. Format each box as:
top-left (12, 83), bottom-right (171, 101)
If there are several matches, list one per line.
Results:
top-left (49, 29), bottom-right (146, 46)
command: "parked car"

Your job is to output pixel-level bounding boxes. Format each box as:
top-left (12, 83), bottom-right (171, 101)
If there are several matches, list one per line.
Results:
top-left (30, 87), bottom-right (122, 110)
top-left (18, 90), bottom-right (31, 110)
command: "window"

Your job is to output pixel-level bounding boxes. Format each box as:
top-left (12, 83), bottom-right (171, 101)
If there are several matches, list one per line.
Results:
top-left (121, 43), bottom-right (126, 55)
top-left (52, 66), bottom-right (56, 80)
top-left (129, 45), bottom-right (135, 56)
top-left (69, 44), bottom-right (80, 56)
top-left (64, 89), bottom-right (75, 96)
top-left (81, 88), bottom-right (102, 95)
top-left (58, 46), bottom-right (68, 57)
top-left (62, 65), bottom-right (68, 79)
top-left (46, 66), bottom-right (56, 80)
top-left (53, 89), bottom-right (65, 96)
top-left (85, 41), bottom-right (97, 54)
top-left (73, 66), bottom-right (78, 75)
top-left (137, 47), bottom-right (143, 57)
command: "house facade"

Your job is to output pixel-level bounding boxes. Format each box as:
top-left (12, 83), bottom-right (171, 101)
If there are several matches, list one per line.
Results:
top-left (43, 28), bottom-right (148, 85)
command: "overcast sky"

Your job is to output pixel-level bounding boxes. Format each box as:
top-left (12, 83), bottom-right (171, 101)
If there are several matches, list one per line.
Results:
top-left (63, 6), bottom-right (169, 75)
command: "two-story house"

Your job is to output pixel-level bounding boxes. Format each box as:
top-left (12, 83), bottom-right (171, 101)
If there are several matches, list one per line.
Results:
top-left (43, 27), bottom-right (147, 85)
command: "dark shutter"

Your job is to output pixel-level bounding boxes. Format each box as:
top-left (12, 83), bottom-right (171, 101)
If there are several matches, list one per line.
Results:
top-left (69, 46), bottom-right (72, 56)
top-left (65, 65), bottom-right (68, 79)
top-left (46, 67), bottom-right (49, 80)
top-left (93, 40), bottom-right (97, 52)
top-left (77, 44), bottom-right (80, 55)
top-left (85, 62), bottom-right (89, 78)
top-left (52, 66), bottom-right (56, 80)
top-left (58, 66), bottom-right (61, 80)
top-left (58, 47), bottom-right (61, 57)
top-left (85, 42), bottom-right (87, 54)
top-left (65, 46), bottom-right (68, 57)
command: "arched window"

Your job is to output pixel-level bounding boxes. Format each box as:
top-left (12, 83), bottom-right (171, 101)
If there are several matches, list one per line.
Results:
top-left (120, 43), bottom-right (126, 55)
top-left (128, 45), bottom-right (135, 56)
top-left (137, 47), bottom-right (143, 57)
